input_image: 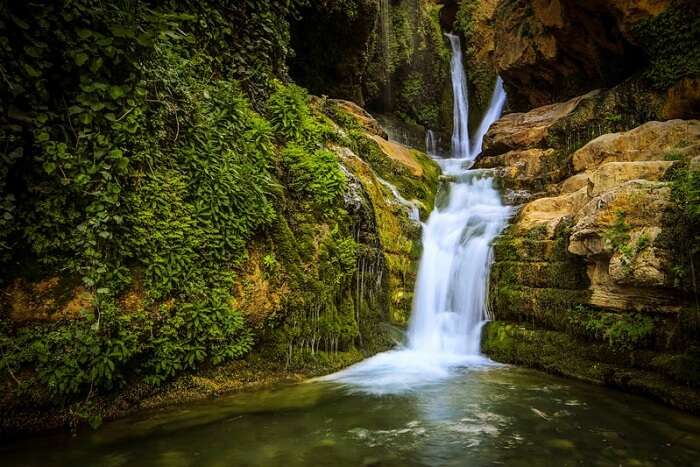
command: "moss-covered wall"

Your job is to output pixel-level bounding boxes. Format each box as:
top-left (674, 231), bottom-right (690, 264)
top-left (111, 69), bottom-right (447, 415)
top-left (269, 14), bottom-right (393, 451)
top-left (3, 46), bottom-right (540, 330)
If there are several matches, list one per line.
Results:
top-left (0, 1), bottom-right (440, 435)
top-left (482, 321), bottom-right (700, 412)
top-left (290, 0), bottom-right (454, 137)
top-left (485, 212), bottom-right (700, 413)
top-left (368, 0), bottom-right (453, 133)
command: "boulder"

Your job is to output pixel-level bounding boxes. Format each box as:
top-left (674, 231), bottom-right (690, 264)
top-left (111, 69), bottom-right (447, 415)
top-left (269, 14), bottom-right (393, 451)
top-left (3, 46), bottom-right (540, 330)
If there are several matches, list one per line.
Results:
top-left (587, 161), bottom-right (673, 196)
top-left (569, 180), bottom-right (672, 257)
top-left (475, 148), bottom-right (564, 194)
top-left (482, 91), bottom-right (599, 155)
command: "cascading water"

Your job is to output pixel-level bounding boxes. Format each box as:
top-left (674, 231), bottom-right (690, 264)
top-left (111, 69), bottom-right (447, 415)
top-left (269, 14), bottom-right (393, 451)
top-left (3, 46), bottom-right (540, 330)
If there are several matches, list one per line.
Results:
top-left (406, 173), bottom-right (510, 355)
top-left (446, 33), bottom-right (470, 159)
top-left (380, 0), bottom-right (392, 109)
top-left (377, 177), bottom-right (421, 222)
top-left (471, 77), bottom-right (506, 157)
top-left (425, 129), bottom-right (438, 157)
top-left (325, 33), bottom-right (510, 394)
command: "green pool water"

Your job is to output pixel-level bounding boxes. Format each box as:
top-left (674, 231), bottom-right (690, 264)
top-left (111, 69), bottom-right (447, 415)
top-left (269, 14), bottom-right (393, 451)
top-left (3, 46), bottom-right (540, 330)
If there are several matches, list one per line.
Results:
top-left (3, 362), bottom-right (700, 467)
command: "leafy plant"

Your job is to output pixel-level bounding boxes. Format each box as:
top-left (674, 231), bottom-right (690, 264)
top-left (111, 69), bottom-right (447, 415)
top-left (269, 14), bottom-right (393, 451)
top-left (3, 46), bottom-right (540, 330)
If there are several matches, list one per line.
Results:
top-left (281, 143), bottom-right (346, 208)
top-left (568, 305), bottom-right (656, 352)
top-left (0, 0), bottom-right (339, 403)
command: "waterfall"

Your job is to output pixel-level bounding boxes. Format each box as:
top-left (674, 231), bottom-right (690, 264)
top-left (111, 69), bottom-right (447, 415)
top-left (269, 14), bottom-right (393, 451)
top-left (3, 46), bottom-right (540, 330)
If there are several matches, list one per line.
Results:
top-left (470, 77), bottom-right (506, 157)
top-left (380, 0), bottom-right (392, 108)
top-left (377, 177), bottom-right (421, 222)
top-left (324, 31), bottom-right (510, 394)
top-left (446, 33), bottom-right (470, 159)
top-left (425, 129), bottom-right (438, 157)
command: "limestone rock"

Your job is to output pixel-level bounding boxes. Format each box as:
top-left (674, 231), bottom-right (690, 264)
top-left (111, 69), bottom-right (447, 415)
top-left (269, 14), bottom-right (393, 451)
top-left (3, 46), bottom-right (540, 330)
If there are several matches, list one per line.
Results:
top-left (482, 91), bottom-right (598, 155)
top-left (569, 180), bottom-right (672, 257)
top-left (560, 172), bottom-right (590, 194)
top-left (368, 135), bottom-right (425, 177)
top-left (573, 120), bottom-right (700, 172)
top-left (587, 161), bottom-right (673, 196)
top-left (609, 241), bottom-right (671, 288)
top-left (329, 99), bottom-right (387, 139)
top-left (489, 117), bottom-right (699, 315)
top-left (476, 148), bottom-right (564, 194)
top-left (492, 0), bottom-right (671, 109)
top-left (516, 187), bottom-right (589, 234)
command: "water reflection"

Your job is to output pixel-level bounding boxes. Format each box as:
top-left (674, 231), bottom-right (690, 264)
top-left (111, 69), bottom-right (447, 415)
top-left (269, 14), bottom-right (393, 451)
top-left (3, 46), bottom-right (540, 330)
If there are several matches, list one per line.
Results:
top-left (5, 366), bottom-right (699, 466)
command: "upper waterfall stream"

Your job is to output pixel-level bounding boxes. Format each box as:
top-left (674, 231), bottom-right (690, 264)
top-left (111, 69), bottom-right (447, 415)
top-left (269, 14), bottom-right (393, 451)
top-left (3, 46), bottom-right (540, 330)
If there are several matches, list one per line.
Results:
top-left (324, 32), bottom-right (511, 394)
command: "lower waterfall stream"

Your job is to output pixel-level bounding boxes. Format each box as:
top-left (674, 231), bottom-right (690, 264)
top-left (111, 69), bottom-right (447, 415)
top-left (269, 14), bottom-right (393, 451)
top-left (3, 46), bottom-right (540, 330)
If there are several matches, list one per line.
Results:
top-left (3, 32), bottom-right (700, 467)
top-left (323, 32), bottom-right (509, 394)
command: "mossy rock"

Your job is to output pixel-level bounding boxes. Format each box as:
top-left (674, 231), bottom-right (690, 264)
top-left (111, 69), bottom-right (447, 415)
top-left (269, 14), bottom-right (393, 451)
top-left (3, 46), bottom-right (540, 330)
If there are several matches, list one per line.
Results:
top-left (482, 321), bottom-right (700, 413)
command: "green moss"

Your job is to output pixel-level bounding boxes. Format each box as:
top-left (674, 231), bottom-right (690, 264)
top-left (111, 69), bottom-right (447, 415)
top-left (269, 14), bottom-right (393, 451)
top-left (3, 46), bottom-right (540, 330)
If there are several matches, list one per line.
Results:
top-left (349, 131), bottom-right (439, 212)
top-left (488, 219), bottom-right (591, 331)
top-left (364, 0), bottom-right (452, 131)
top-left (631, 0), bottom-right (700, 89)
top-left (660, 159), bottom-right (700, 294)
top-left (482, 321), bottom-right (700, 412)
top-left (566, 306), bottom-right (656, 352)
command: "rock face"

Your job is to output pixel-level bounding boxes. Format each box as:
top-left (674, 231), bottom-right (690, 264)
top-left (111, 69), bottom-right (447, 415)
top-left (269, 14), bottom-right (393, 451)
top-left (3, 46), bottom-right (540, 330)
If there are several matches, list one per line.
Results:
top-left (451, 0), bottom-right (501, 122)
top-left (482, 91), bottom-right (600, 156)
top-left (332, 106), bottom-right (440, 324)
top-left (489, 118), bottom-right (698, 311)
top-left (492, 0), bottom-right (652, 109)
top-left (572, 120), bottom-right (700, 171)
top-left (290, 0), bottom-right (453, 134)
top-left (489, 0), bottom-right (700, 111)
top-left (480, 92), bottom-right (700, 410)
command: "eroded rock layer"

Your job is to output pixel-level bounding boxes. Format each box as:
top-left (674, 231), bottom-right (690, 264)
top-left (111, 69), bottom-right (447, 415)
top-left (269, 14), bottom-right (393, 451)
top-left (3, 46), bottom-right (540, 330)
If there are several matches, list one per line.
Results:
top-left (479, 94), bottom-right (700, 410)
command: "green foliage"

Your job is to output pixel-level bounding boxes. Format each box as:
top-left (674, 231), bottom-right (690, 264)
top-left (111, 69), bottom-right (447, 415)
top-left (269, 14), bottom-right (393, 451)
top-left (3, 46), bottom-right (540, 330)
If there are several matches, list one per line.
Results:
top-left (603, 210), bottom-right (654, 273)
top-left (632, 0), bottom-right (700, 89)
top-left (453, 1), bottom-right (497, 111)
top-left (605, 113), bottom-right (623, 124)
top-left (0, 0), bottom-right (366, 405)
top-left (454, 2), bottom-right (478, 56)
top-left (397, 72), bottom-right (439, 125)
top-left (1, 301), bottom-right (146, 397)
top-left (143, 291), bottom-right (253, 385)
top-left (604, 210), bottom-right (631, 252)
top-left (262, 253), bottom-right (281, 279)
top-left (568, 306), bottom-right (656, 352)
top-left (665, 160), bottom-right (700, 293)
top-left (281, 144), bottom-right (346, 208)
top-left (266, 84), bottom-right (335, 146)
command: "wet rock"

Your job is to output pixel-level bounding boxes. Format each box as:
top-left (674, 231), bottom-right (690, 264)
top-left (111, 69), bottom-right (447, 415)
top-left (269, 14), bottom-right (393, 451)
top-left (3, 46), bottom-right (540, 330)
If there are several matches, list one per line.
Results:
top-left (329, 99), bottom-right (388, 139)
top-left (492, 0), bottom-right (669, 110)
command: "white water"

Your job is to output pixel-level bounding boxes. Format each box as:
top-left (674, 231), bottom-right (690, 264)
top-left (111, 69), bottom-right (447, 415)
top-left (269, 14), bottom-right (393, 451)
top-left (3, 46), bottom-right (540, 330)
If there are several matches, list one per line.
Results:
top-left (407, 172), bottom-right (510, 355)
top-left (325, 34), bottom-right (510, 394)
top-left (380, 0), bottom-right (392, 108)
top-left (447, 33), bottom-right (470, 159)
top-left (471, 77), bottom-right (506, 157)
top-left (377, 177), bottom-right (421, 222)
top-left (425, 129), bottom-right (439, 157)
